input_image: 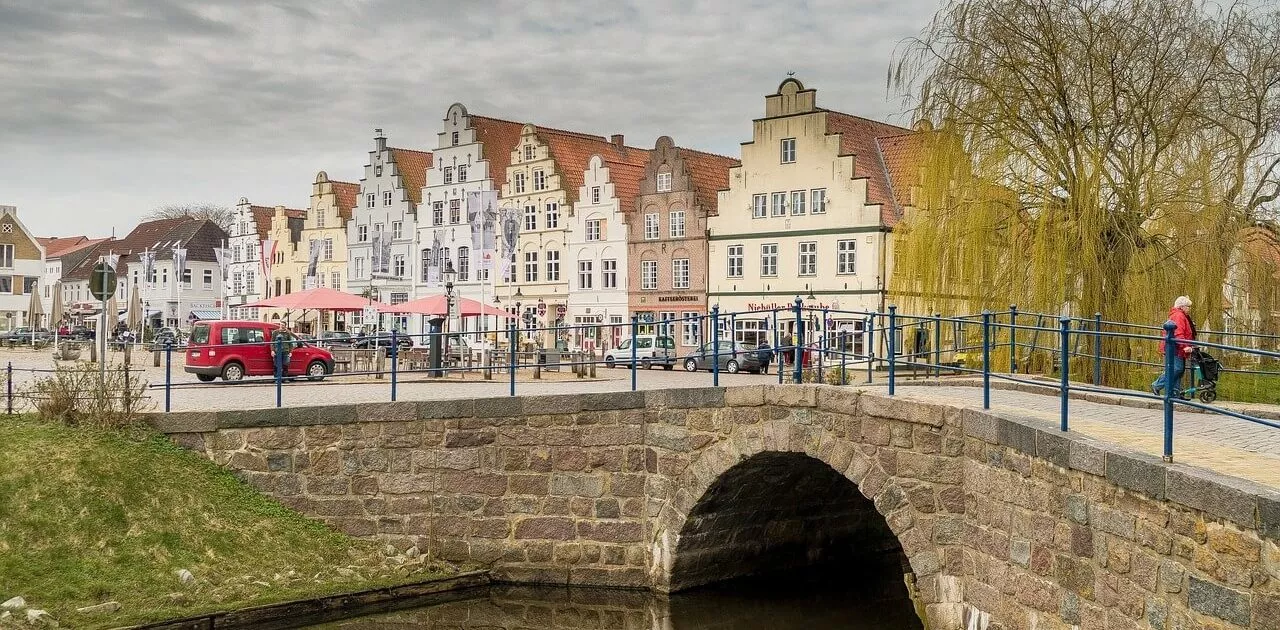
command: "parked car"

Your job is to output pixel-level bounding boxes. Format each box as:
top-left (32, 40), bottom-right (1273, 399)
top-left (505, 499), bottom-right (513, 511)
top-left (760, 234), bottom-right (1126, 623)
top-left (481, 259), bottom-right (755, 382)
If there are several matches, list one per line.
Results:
top-left (682, 340), bottom-right (764, 374)
top-left (149, 327), bottom-right (184, 351)
top-left (317, 330), bottom-right (354, 347)
top-left (602, 335), bottom-right (677, 370)
top-left (69, 326), bottom-right (94, 340)
top-left (3, 327), bottom-right (51, 345)
top-left (352, 330), bottom-right (414, 350)
top-left (184, 320), bottom-right (335, 382)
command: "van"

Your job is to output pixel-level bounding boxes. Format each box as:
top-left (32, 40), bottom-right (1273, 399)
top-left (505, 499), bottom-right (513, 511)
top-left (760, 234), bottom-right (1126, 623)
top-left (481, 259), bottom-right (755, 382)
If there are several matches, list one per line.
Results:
top-left (602, 335), bottom-right (677, 370)
top-left (184, 320), bottom-right (335, 382)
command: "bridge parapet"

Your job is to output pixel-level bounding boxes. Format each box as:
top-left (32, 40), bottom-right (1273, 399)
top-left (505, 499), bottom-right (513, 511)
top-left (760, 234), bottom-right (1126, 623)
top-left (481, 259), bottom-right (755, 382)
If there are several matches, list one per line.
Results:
top-left (153, 386), bottom-right (1280, 629)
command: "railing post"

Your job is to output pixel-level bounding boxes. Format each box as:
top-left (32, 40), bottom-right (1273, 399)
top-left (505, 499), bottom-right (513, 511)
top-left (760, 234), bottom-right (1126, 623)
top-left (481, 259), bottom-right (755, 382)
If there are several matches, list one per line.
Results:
top-left (7, 361), bottom-right (13, 415)
top-left (773, 310), bottom-right (782, 385)
top-left (711, 306), bottom-right (721, 387)
top-left (1093, 312), bottom-right (1103, 386)
top-left (390, 329), bottom-right (398, 402)
top-left (165, 342), bottom-right (173, 413)
top-left (981, 311), bottom-right (991, 409)
top-left (1009, 304), bottom-right (1018, 373)
top-left (273, 336), bottom-right (283, 409)
top-left (934, 313), bottom-right (942, 379)
top-left (630, 315), bottom-right (638, 392)
top-left (818, 308), bottom-right (828, 384)
top-left (793, 297), bottom-right (803, 384)
top-left (887, 306), bottom-right (897, 395)
top-left (508, 322), bottom-right (517, 397)
top-left (1162, 321), bottom-right (1177, 462)
top-left (866, 314), bottom-right (874, 384)
top-left (1059, 317), bottom-right (1070, 432)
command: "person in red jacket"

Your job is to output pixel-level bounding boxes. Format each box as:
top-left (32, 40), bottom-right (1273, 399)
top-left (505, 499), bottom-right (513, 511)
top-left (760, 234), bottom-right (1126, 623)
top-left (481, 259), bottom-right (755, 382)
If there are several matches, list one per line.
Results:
top-left (1151, 296), bottom-right (1196, 397)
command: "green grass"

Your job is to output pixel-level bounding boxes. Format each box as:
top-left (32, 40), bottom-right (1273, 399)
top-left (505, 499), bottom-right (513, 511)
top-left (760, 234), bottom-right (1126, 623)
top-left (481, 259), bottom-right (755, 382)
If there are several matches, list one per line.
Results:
top-left (0, 419), bottom-right (450, 629)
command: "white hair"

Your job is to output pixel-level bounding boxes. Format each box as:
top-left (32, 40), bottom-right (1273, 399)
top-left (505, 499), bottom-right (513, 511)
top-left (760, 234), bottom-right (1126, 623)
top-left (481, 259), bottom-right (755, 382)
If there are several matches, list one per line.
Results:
top-left (1174, 296), bottom-right (1193, 308)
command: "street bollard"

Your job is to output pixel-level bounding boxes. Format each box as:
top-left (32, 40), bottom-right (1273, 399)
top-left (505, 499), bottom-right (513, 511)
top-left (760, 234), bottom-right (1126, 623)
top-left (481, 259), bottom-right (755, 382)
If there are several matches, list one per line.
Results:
top-left (1162, 321), bottom-right (1177, 461)
top-left (6, 362), bottom-right (11, 415)
top-left (390, 330), bottom-right (399, 402)
top-left (887, 306), bottom-right (897, 395)
top-left (981, 311), bottom-right (991, 410)
top-left (1059, 317), bottom-right (1070, 432)
top-left (934, 313), bottom-right (942, 379)
top-left (818, 307), bottom-right (828, 384)
top-left (867, 315), bottom-right (874, 384)
top-left (774, 310), bottom-right (782, 385)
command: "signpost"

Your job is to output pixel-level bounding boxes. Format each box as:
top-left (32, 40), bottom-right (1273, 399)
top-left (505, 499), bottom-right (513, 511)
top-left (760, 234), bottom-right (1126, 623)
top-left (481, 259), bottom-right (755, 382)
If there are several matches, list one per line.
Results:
top-left (89, 261), bottom-right (118, 383)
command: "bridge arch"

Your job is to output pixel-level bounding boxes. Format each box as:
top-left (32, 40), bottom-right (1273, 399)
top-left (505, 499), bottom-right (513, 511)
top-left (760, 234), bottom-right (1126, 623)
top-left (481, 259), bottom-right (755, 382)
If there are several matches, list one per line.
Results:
top-left (651, 418), bottom-right (939, 600)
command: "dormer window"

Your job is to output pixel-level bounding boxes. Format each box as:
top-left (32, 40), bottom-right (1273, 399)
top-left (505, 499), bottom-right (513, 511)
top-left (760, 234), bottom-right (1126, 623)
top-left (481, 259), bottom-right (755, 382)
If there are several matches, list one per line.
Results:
top-left (656, 172), bottom-right (672, 192)
top-left (524, 145), bottom-right (534, 161)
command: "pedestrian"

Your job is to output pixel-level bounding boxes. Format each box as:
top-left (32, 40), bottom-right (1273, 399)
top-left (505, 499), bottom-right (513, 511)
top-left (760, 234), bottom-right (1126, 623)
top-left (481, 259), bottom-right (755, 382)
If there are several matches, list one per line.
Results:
top-left (780, 332), bottom-right (794, 367)
top-left (757, 340), bottom-right (773, 374)
top-left (270, 327), bottom-right (294, 374)
top-left (1151, 296), bottom-right (1196, 399)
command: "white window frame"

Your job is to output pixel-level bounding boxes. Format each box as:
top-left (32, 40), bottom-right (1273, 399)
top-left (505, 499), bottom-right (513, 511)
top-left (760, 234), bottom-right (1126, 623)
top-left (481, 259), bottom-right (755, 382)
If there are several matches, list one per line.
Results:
top-left (586, 219), bottom-right (602, 242)
top-left (799, 241), bottom-right (817, 276)
top-left (837, 239), bottom-right (857, 275)
top-left (780, 138), bottom-right (796, 163)
top-left (457, 164), bottom-right (467, 182)
top-left (641, 260), bottom-right (658, 290)
top-left (533, 169), bottom-right (546, 191)
top-left (524, 204), bottom-right (537, 231)
top-left (524, 252), bottom-right (538, 282)
top-left (546, 250), bottom-right (560, 281)
top-left (672, 258), bottom-right (690, 289)
top-left (591, 186), bottom-right (601, 204)
top-left (324, 238), bottom-right (334, 260)
top-left (357, 225), bottom-right (368, 242)
top-left (392, 254), bottom-right (405, 278)
top-left (771, 192), bottom-right (787, 217)
top-left (545, 202), bottom-right (559, 229)
top-left (383, 190), bottom-right (393, 206)
top-left (578, 260), bottom-right (593, 290)
top-left (450, 199), bottom-right (462, 224)
top-left (752, 194), bottom-right (767, 219)
top-left (811, 188), bottom-right (827, 214)
top-left (602, 259), bottom-right (618, 288)
top-left (366, 193), bottom-right (375, 208)
top-left (791, 190), bottom-right (806, 215)
top-left (657, 172), bottom-right (672, 193)
top-left (761, 243), bottom-right (778, 277)
top-left (681, 312), bottom-right (700, 347)
top-left (514, 172), bottom-right (526, 194)
top-left (433, 201), bottom-right (444, 226)
top-left (669, 211), bottom-right (685, 238)
top-left (443, 166), bottom-right (454, 185)
top-left (644, 213), bottom-right (659, 240)
top-left (457, 247), bottom-right (469, 281)
top-left (392, 221), bottom-right (403, 239)
top-left (727, 245), bottom-right (743, 278)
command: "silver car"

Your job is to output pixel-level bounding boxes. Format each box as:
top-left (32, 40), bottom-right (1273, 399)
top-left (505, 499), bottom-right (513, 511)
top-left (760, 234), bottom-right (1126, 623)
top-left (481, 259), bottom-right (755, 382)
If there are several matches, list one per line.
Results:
top-left (603, 335), bottom-right (677, 370)
top-left (682, 340), bottom-right (764, 374)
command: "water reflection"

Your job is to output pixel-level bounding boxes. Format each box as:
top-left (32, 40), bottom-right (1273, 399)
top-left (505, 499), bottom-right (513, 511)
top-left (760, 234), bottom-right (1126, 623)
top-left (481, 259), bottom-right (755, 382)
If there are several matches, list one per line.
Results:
top-left (307, 572), bottom-right (923, 629)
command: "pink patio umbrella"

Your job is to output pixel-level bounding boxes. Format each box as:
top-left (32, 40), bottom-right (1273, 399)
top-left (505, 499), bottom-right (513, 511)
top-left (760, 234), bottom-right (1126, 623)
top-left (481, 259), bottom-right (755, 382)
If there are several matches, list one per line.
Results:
top-left (240, 286), bottom-right (380, 311)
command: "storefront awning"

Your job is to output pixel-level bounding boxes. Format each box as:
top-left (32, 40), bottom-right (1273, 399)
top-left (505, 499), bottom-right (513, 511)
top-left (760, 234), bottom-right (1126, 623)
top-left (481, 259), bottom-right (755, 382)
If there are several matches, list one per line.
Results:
top-left (188, 309), bottom-right (222, 321)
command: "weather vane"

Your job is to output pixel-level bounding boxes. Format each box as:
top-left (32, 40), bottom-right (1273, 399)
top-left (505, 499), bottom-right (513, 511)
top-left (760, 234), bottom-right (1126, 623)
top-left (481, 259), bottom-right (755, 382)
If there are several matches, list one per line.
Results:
top-left (786, 70), bottom-right (795, 77)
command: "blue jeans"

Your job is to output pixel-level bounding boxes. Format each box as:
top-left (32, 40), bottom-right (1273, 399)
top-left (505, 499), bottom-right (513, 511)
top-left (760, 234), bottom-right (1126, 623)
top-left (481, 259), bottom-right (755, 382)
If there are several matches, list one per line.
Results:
top-left (1152, 355), bottom-right (1186, 394)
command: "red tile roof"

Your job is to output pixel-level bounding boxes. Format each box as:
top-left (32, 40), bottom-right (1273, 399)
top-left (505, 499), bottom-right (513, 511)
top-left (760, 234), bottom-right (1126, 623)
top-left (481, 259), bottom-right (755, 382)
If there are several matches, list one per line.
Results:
top-left (39, 236), bottom-right (110, 258)
top-left (470, 115), bottom-right (527, 192)
top-left (601, 160), bottom-right (648, 215)
top-left (676, 147), bottom-right (739, 216)
top-left (823, 111), bottom-right (914, 226)
top-left (388, 148), bottom-right (433, 204)
top-left (331, 181), bottom-right (360, 222)
top-left (541, 132), bottom-right (649, 204)
top-left (876, 132), bottom-right (926, 211)
top-left (245, 205), bottom-right (304, 238)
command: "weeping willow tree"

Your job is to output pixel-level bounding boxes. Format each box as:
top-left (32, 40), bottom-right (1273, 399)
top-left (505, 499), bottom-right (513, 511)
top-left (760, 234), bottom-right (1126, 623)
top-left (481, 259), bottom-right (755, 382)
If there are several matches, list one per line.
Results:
top-left (889, 0), bottom-right (1280, 382)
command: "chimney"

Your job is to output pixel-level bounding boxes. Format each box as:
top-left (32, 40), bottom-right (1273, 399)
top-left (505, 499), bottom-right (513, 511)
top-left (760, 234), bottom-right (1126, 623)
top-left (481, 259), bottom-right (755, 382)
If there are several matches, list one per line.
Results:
top-left (375, 128), bottom-right (387, 151)
top-left (611, 134), bottom-right (624, 148)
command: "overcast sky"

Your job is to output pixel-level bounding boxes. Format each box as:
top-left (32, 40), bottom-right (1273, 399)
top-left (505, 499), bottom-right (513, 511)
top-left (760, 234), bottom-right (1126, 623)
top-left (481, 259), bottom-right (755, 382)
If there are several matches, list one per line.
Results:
top-left (0, 0), bottom-right (941, 239)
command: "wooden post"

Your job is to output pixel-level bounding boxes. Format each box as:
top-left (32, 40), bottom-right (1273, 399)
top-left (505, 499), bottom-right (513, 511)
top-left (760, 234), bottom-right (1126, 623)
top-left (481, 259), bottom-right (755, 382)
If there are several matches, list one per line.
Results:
top-left (375, 347), bottom-right (385, 380)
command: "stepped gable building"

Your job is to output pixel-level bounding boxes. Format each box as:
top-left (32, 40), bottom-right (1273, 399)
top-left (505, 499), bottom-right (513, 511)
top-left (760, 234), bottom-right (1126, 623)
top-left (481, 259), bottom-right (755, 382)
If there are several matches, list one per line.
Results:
top-left (500, 124), bottom-right (648, 344)
top-left (627, 136), bottom-right (738, 349)
top-left (288, 171), bottom-right (359, 333)
top-left (0, 206), bottom-right (47, 329)
top-left (227, 200), bottom-right (305, 320)
top-left (707, 77), bottom-right (921, 349)
top-left (413, 106), bottom-right (525, 336)
top-left (346, 129), bottom-right (432, 332)
top-left (565, 151), bottom-right (649, 351)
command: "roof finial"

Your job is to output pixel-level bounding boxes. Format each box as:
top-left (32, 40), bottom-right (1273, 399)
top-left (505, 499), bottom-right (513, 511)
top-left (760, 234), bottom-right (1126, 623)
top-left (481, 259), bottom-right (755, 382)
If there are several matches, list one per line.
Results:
top-left (786, 70), bottom-right (796, 77)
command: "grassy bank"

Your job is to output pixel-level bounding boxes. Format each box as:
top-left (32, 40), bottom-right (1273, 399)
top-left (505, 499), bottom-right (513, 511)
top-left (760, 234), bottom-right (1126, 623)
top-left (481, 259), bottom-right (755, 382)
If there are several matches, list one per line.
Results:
top-left (0, 418), bottom-right (451, 629)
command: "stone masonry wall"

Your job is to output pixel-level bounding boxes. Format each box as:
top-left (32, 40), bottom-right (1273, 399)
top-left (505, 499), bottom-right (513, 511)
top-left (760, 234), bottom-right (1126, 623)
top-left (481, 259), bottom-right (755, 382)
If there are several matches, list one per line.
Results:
top-left (152, 386), bottom-right (1280, 630)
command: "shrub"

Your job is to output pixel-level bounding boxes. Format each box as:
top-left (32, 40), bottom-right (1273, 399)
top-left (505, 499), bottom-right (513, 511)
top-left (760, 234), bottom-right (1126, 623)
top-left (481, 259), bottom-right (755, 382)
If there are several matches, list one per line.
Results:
top-left (21, 364), bottom-right (152, 428)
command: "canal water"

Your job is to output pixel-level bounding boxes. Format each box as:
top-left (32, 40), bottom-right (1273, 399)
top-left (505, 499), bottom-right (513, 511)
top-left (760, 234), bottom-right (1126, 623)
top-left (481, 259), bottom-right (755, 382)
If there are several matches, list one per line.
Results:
top-left (306, 569), bottom-right (924, 629)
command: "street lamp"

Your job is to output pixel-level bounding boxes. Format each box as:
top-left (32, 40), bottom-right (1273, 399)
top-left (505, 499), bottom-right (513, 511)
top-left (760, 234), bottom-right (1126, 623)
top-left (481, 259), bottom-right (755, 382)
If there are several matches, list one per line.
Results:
top-left (442, 260), bottom-right (457, 335)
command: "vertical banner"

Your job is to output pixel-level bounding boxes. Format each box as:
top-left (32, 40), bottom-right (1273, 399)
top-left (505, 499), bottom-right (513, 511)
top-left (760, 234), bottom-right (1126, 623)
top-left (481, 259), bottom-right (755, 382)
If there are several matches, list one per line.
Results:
top-left (500, 204), bottom-right (519, 279)
top-left (213, 247), bottom-right (229, 280)
top-left (427, 231), bottom-right (442, 288)
top-left (172, 248), bottom-right (187, 279)
top-left (140, 249), bottom-right (156, 283)
top-left (259, 239), bottom-right (276, 290)
top-left (467, 190), bottom-right (500, 271)
top-left (306, 240), bottom-right (321, 281)
top-left (372, 230), bottom-right (392, 275)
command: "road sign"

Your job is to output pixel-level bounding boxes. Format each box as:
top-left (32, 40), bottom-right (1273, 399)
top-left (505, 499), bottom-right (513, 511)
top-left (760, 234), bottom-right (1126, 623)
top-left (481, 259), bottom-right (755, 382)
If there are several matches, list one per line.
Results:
top-left (362, 306), bottom-right (379, 325)
top-left (89, 262), bottom-right (117, 301)
top-left (556, 304), bottom-right (566, 318)
top-left (537, 302), bottom-right (547, 317)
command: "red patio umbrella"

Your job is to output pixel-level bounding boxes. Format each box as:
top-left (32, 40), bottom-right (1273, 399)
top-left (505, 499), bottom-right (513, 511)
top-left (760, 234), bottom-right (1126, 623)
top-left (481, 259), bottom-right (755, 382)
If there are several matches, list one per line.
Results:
top-left (241, 287), bottom-right (381, 311)
top-left (379, 295), bottom-right (511, 318)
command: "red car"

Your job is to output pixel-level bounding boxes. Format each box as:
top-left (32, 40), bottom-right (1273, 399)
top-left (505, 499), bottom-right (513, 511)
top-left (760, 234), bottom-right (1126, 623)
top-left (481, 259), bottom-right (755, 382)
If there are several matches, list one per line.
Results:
top-left (184, 320), bottom-right (334, 382)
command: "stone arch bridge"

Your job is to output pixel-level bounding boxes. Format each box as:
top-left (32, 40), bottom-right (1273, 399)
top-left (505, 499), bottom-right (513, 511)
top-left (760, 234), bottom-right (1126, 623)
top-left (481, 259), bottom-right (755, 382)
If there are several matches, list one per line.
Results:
top-left (153, 386), bottom-right (1280, 630)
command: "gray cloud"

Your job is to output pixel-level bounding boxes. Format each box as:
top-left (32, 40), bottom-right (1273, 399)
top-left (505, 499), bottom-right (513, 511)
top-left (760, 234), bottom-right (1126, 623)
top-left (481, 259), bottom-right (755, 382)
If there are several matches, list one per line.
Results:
top-left (0, 0), bottom-right (940, 238)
